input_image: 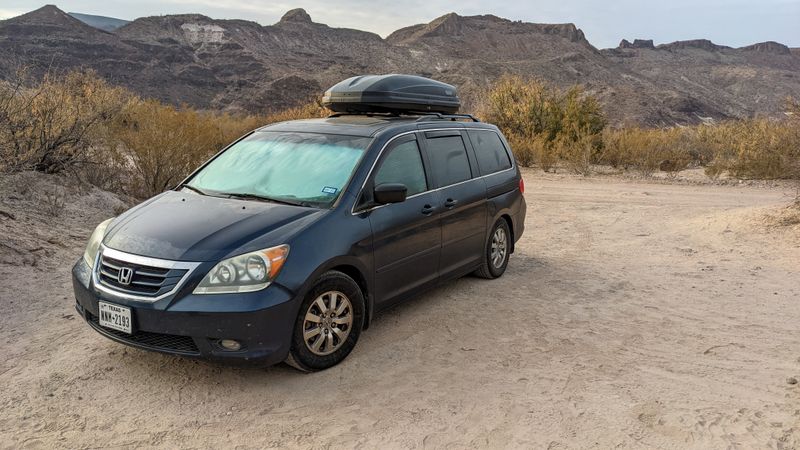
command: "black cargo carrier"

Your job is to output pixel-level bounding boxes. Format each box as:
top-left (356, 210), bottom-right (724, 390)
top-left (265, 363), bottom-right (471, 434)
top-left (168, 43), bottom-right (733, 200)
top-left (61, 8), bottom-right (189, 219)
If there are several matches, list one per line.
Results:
top-left (322, 74), bottom-right (461, 115)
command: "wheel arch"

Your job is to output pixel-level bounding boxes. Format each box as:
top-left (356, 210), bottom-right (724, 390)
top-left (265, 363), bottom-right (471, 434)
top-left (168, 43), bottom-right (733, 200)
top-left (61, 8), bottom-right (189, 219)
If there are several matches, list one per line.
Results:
top-left (499, 213), bottom-right (515, 254)
top-left (327, 263), bottom-right (372, 330)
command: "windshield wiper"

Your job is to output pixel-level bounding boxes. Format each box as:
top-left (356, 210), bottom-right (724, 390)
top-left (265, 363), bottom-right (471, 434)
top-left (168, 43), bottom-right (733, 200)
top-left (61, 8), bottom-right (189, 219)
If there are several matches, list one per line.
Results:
top-left (221, 192), bottom-right (306, 207)
top-left (179, 184), bottom-right (208, 196)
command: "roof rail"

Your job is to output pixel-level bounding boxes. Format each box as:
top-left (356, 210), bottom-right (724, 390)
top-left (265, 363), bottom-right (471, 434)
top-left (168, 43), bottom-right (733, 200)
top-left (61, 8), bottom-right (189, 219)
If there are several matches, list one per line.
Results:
top-left (327, 112), bottom-right (399, 119)
top-left (328, 111), bottom-right (480, 122)
top-left (415, 113), bottom-right (480, 123)
top-left (327, 111), bottom-right (480, 122)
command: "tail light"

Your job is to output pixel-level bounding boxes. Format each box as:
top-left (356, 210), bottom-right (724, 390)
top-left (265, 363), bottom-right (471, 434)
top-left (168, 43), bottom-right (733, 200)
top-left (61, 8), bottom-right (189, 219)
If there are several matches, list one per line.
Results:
top-left (519, 178), bottom-right (525, 194)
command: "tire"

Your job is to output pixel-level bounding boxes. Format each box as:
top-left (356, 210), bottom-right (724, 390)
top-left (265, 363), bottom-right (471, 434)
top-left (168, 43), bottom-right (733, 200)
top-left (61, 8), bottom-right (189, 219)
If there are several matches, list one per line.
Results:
top-left (474, 219), bottom-right (511, 279)
top-left (286, 271), bottom-right (365, 372)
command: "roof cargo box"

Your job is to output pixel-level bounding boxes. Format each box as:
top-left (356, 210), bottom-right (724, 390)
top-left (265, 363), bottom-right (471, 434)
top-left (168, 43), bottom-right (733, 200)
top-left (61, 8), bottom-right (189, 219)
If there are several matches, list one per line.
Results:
top-left (322, 74), bottom-right (460, 114)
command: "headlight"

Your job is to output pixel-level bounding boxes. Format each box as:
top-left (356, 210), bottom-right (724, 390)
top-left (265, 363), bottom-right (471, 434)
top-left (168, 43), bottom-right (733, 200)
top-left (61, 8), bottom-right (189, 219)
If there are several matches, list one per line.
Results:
top-left (193, 245), bottom-right (289, 294)
top-left (83, 218), bottom-right (113, 269)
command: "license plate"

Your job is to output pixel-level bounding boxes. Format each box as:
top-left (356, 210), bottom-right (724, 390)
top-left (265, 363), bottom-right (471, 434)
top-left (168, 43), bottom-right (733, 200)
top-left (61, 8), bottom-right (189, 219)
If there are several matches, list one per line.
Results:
top-left (98, 301), bottom-right (132, 334)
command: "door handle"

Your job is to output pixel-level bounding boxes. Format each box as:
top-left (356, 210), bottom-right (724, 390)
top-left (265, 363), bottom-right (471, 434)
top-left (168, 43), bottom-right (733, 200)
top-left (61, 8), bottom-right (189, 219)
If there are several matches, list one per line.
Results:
top-left (421, 204), bottom-right (435, 215)
top-left (444, 198), bottom-right (458, 208)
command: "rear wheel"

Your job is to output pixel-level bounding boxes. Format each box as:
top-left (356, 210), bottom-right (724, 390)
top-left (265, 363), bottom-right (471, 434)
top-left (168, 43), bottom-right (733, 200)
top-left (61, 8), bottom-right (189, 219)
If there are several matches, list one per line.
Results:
top-left (474, 219), bottom-right (511, 279)
top-left (286, 271), bottom-right (364, 372)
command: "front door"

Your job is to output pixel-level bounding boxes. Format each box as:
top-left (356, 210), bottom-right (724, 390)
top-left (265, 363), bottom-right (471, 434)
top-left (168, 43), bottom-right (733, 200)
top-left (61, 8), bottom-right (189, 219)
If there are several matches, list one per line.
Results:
top-left (365, 135), bottom-right (442, 306)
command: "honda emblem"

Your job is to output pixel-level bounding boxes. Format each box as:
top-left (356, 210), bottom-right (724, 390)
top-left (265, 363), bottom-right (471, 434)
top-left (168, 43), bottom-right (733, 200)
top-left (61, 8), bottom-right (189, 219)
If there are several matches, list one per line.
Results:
top-left (118, 267), bottom-right (134, 285)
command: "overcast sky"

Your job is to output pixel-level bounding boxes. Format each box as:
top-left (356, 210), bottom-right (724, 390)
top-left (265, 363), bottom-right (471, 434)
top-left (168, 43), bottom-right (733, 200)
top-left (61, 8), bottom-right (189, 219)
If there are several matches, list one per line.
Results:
top-left (1, 0), bottom-right (798, 49)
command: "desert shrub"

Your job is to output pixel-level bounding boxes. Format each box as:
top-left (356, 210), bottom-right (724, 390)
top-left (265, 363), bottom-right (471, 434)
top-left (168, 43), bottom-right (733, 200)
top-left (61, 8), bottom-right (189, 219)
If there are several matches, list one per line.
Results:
top-left (112, 100), bottom-right (253, 198)
top-left (688, 125), bottom-right (721, 166)
top-left (727, 121), bottom-right (784, 179)
top-left (479, 74), bottom-right (606, 170)
top-left (658, 128), bottom-right (693, 178)
top-left (601, 127), bottom-right (659, 176)
top-left (263, 101), bottom-right (329, 123)
top-left (786, 98), bottom-right (800, 201)
top-left (701, 119), bottom-right (799, 180)
top-left (0, 68), bottom-right (328, 197)
top-left (0, 69), bottom-right (130, 173)
top-left (504, 133), bottom-right (534, 168)
top-left (75, 145), bottom-right (130, 193)
top-left (599, 128), bottom-right (633, 169)
top-left (558, 126), bottom-right (597, 175)
top-left (531, 134), bottom-right (557, 172)
top-left (600, 127), bottom-right (692, 178)
top-left (109, 100), bottom-right (327, 198)
top-left (559, 87), bottom-right (606, 143)
top-left (505, 132), bottom-right (557, 171)
top-left (633, 130), bottom-right (669, 177)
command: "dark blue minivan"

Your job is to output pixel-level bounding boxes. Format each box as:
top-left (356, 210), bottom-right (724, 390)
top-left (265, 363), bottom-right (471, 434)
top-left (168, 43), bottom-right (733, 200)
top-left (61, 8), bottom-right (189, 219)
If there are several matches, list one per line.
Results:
top-left (72, 75), bottom-right (526, 371)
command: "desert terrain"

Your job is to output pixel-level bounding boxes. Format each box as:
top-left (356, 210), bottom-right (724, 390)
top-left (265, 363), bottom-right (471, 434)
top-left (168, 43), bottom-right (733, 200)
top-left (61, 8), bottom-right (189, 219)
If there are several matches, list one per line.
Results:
top-left (3, 5), bottom-right (799, 126)
top-left (1, 169), bottom-right (799, 448)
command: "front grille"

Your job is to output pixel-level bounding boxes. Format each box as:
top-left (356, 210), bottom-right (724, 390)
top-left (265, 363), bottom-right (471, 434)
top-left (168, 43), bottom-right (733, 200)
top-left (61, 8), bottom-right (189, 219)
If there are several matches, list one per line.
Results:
top-left (98, 254), bottom-right (189, 298)
top-left (87, 312), bottom-right (200, 355)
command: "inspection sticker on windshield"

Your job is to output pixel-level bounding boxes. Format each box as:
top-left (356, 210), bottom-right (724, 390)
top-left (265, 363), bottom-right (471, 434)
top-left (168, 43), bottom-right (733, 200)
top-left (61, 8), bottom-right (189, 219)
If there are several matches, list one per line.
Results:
top-left (321, 186), bottom-right (338, 195)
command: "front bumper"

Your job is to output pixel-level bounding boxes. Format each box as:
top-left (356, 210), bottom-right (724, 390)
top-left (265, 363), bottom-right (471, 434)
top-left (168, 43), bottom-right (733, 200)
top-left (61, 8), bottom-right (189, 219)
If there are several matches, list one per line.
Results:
top-left (72, 258), bottom-right (300, 366)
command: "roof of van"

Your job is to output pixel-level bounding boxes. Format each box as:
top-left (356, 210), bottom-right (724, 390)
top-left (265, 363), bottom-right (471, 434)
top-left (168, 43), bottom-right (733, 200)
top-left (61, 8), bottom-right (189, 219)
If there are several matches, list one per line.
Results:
top-left (256, 115), bottom-right (496, 137)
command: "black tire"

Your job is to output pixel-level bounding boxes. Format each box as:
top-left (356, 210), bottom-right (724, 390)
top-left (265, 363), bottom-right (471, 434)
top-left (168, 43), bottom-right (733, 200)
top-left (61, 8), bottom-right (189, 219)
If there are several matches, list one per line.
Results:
top-left (474, 219), bottom-right (511, 279)
top-left (286, 271), bottom-right (365, 372)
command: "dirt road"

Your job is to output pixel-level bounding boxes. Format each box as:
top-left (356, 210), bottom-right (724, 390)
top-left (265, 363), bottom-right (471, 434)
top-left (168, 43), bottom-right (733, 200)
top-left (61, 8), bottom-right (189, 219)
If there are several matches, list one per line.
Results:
top-left (1, 170), bottom-right (799, 449)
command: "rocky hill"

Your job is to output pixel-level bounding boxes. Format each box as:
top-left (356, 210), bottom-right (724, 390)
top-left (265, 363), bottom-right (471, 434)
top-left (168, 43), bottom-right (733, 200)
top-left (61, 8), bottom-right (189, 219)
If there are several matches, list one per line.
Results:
top-left (1, 5), bottom-right (798, 125)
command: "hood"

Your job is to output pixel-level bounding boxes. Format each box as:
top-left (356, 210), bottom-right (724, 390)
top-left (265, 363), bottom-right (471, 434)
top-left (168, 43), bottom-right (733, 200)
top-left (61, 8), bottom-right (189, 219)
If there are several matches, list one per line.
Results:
top-left (103, 191), bottom-right (324, 261)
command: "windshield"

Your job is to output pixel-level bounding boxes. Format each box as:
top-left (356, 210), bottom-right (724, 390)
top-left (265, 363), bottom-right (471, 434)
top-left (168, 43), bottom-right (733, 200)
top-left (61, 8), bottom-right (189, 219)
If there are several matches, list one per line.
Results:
top-left (186, 131), bottom-right (371, 208)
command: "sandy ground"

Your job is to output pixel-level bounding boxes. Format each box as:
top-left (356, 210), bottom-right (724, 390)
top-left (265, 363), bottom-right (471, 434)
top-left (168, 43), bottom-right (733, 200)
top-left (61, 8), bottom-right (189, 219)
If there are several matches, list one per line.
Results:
top-left (1, 169), bottom-right (799, 449)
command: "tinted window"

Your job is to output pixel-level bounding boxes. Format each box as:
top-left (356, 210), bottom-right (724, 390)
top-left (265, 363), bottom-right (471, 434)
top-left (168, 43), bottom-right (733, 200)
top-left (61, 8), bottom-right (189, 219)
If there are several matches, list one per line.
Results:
top-left (374, 139), bottom-right (427, 196)
top-left (468, 130), bottom-right (512, 175)
top-left (425, 135), bottom-right (472, 187)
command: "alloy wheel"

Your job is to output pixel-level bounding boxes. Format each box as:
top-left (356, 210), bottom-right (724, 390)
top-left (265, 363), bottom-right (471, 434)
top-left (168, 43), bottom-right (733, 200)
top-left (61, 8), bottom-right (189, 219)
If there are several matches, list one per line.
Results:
top-left (302, 290), bottom-right (353, 356)
top-left (490, 228), bottom-right (507, 268)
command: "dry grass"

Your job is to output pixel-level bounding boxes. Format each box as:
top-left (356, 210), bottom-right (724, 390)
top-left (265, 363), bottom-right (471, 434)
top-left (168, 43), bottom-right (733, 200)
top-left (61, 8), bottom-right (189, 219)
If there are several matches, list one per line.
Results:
top-left (0, 69), bottom-right (328, 199)
top-left (0, 71), bottom-right (797, 201)
top-left (478, 76), bottom-right (799, 182)
top-left (599, 121), bottom-right (798, 181)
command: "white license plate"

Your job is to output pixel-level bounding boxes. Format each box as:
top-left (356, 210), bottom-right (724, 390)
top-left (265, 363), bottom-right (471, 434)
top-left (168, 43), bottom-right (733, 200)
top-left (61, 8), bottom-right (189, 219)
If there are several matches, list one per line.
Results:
top-left (98, 301), bottom-right (132, 334)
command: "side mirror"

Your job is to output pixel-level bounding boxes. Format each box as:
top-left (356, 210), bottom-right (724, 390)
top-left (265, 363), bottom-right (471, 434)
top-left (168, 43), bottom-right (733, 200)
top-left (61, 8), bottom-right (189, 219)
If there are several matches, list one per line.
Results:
top-left (374, 183), bottom-right (408, 205)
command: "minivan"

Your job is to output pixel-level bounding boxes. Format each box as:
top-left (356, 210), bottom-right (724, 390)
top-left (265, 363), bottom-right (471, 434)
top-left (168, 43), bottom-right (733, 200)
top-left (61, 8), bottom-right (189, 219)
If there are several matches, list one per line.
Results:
top-left (72, 75), bottom-right (526, 371)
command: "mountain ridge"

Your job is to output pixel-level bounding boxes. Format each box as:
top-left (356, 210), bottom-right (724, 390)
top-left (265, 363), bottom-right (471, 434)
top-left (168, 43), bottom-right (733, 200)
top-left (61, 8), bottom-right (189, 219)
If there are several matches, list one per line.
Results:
top-left (1, 5), bottom-right (797, 126)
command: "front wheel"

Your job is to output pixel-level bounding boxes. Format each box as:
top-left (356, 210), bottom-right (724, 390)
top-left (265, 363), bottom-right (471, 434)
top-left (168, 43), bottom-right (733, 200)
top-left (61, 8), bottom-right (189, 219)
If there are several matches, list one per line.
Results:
top-left (286, 271), bottom-right (365, 372)
top-left (474, 219), bottom-right (511, 279)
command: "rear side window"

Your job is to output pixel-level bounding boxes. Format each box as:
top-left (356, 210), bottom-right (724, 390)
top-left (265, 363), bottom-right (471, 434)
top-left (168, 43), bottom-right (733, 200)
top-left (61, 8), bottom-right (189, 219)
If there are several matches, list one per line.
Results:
top-left (374, 139), bottom-right (427, 196)
top-left (468, 130), bottom-right (512, 175)
top-left (425, 135), bottom-right (472, 187)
